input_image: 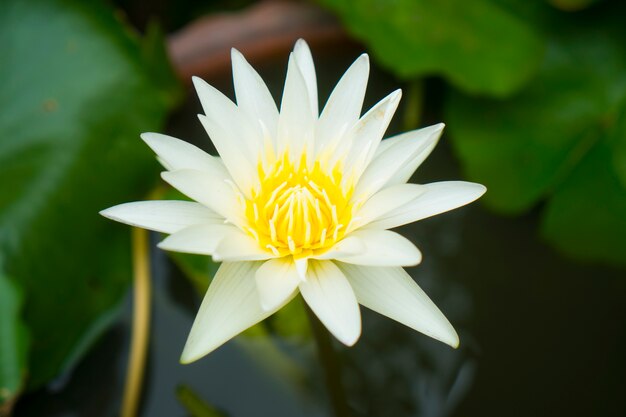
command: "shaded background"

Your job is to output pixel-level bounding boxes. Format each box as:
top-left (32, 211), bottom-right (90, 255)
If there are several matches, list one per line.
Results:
top-left (1, 0), bottom-right (625, 416)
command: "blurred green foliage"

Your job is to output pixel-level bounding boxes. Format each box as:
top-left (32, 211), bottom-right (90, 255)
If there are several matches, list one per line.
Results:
top-left (0, 0), bottom-right (179, 405)
top-left (321, 0), bottom-right (626, 266)
top-left (0, 273), bottom-right (28, 414)
top-left (448, 26), bottom-right (626, 265)
top-left (318, 0), bottom-right (545, 96)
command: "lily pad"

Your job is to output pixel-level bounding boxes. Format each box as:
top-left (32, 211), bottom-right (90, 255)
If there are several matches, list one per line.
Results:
top-left (0, 0), bottom-right (179, 390)
top-left (542, 142), bottom-right (626, 265)
top-left (318, 0), bottom-right (544, 97)
top-left (446, 22), bottom-right (626, 265)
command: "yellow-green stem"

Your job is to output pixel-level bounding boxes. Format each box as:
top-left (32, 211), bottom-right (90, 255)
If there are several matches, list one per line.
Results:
top-left (121, 228), bottom-right (151, 417)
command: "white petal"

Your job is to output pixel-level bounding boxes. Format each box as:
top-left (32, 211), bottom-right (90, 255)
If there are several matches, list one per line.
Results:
top-left (316, 54), bottom-right (369, 154)
top-left (299, 260), bottom-right (361, 346)
top-left (334, 230), bottom-right (422, 267)
top-left (100, 201), bottom-right (221, 234)
top-left (140, 132), bottom-right (224, 174)
top-left (181, 262), bottom-right (295, 363)
top-left (374, 123), bottom-right (444, 187)
top-left (156, 156), bottom-right (173, 171)
top-left (161, 169), bottom-right (245, 226)
top-left (157, 223), bottom-right (236, 255)
top-left (364, 181), bottom-right (486, 230)
top-left (197, 114), bottom-right (256, 197)
top-left (350, 183), bottom-right (425, 231)
top-left (293, 39), bottom-right (318, 117)
top-left (231, 48), bottom-right (279, 139)
top-left (338, 263), bottom-right (459, 348)
top-left (213, 228), bottom-right (274, 262)
top-left (277, 54), bottom-right (315, 161)
top-left (193, 76), bottom-right (259, 193)
top-left (255, 258), bottom-right (300, 311)
top-left (312, 236), bottom-right (365, 260)
top-left (354, 123), bottom-right (444, 201)
top-left (342, 90), bottom-right (402, 179)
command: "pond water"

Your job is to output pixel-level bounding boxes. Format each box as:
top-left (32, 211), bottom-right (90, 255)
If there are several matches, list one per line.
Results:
top-left (14, 49), bottom-right (626, 417)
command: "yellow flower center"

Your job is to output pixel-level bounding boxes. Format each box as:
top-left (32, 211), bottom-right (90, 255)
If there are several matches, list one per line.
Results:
top-left (244, 153), bottom-right (354, 259)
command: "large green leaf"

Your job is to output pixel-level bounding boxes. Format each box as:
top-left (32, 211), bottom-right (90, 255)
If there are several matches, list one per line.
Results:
top-left (318, 0), bottom-right (544, 97)
top-left (542, 142), bottom-right (626, 265)
top-left (0, 272), bottom-right (29, 412)
top-left (0, 0), bottom-right (179, 389)
top-left (446, 22), bottom-right (626, 265)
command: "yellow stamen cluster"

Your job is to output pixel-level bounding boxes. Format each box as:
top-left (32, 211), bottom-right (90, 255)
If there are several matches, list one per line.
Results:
top-left (244, 153), bottom-right (354, 259)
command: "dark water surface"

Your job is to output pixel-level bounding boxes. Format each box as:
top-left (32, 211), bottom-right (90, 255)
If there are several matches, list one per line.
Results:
top-left (15, 49), bottom-right (626, 417)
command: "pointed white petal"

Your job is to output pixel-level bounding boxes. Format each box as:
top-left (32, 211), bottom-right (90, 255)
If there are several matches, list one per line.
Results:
top-left (299, 260), bottom-right (361, 346)
top-left (231, 48), bottom-right (279, 139)
top-left (197, 114), bottom-right (256, 195)
top-left (161, 169), bottom-right (245, 226)
top-left (375, 123), bottom-right (444, 187)
top-left (312, 236), bottom-right (366, 260)
top-left (193, 76), bottom-right (254, 145)
top-left (100, 201), bottom-right (221, 234)
top-left (193, 76), bottom-right (260, 193)
top-left (181, 262), bottom-right (296, 363)
top-left (212, 228), bottom-right (274, 262)
top-left (277, 54), bottom-right (315, 160)
top-left (255, 258), bottom-right (300, 311)
top-left (353, 123), bottom-right (444, 201)
top-left (316, 54), bottom-right (369, 154)
top-left (350, 183), bottom-right (425, 230)
top-left (157, 223), bottom-right (236, 255)
top-left (140, 132), bottom-right (225, 174)
top-left (338, 263), bottom-right (459, 348)
top-left (293, 39), bottom-right (318, 117)
top-left (334, 230), bottom-right (422, 267)
top-left (365, 181), bottom-right (486, 230)
top-left (343, 90), bottom-right (402, 179)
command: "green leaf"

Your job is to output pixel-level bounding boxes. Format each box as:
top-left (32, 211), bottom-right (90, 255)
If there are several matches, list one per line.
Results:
top-left (610, 106), bottom-right (626, 189)
top-left (318, 0), bottom-right (544, 97)
top-left (542, 143), bottom-right (626, 265)
top-left (446, 23), bottom-right (626, 265)
top-left (0, 0), bottom-right (179, 389)
top-left (447, 34), bottom-right (625, 213)
top-left (0, 272), bottom-right (29, 412)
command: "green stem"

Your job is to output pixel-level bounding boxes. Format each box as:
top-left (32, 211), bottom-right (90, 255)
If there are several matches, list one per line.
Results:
top-left (304, 305), bottom-right (352, 417)
top-left (120, 228), bottom-right (151, 417)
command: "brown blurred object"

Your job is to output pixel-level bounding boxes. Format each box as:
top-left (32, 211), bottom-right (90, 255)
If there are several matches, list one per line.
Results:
top-left (167, 0), bottom-right (353, 83)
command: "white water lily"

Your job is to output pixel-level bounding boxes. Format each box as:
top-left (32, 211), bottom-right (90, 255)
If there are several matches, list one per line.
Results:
top-left (101, 39), bottom-right (485, 364)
